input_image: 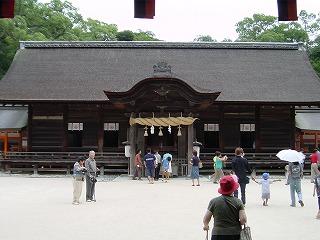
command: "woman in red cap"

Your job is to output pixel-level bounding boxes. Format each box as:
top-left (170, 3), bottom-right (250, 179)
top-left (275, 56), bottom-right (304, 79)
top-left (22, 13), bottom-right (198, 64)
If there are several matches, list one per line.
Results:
top-left (203, 175), bottom-right (247, 240)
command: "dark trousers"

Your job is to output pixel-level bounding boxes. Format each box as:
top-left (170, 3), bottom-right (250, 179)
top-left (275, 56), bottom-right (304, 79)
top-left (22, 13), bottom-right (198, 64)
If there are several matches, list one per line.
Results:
top-left (155, 163), bottom-right (161, 180)
top-left (133, 166), bottom-right (141, 179)
top-left (86, 175), bottom-right (96, 200)
top-left (234, 182), bottom-right (247, 205)
top-left (211, 235), bottom-right (240, 240)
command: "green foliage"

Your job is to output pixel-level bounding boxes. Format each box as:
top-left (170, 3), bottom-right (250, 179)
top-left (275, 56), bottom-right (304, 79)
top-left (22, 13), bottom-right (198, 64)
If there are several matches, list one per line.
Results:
top-left (235, 14), bottom-right (278, 41)
top-left (0, 0), bottom-right (159, 79)
top-left (133, 30), bottom-right (158, 41)
top-left (310, 37), bottom-right (320, 77)
top-left (116, 30), bottom-right (134, 41)
top-left (193, 35), bottom-right (217, 42)
top-left (235, 11), bottom-right (320, 76)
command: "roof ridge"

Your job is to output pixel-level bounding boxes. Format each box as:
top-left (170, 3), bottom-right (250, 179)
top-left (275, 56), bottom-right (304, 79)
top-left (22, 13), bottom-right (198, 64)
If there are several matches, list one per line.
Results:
top-left (19, 41), bottom-right (300, 50)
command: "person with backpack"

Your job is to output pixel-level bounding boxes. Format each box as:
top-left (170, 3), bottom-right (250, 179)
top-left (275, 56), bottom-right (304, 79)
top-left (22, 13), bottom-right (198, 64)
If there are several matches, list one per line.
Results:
top-left (313, 174), bottom-right (320, 219)
top-left (288, 161), bottom-right (304, 207)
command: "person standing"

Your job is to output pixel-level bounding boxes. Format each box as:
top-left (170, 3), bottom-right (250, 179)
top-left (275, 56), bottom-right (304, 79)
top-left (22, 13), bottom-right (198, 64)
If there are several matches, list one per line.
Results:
top-left (313, 173), bottom-right (320, 219)
top-left (231, 147), bottom-right (254, 206)
top-left (143, 148), bottom-right (156, 184)
top-left (203, 175), bottom-right (247, 240)
top-left (132, 149), bottom-right (142, 180)
top-left (72, 156), bottom-right (86, 205)
top-left (85, 150), bottom-right (99, 202)
top-left (288, 161), bottom-right (304, 207)
top-left (213, 151), bottom-right (227, 184)
top-left (310, 149), bottom-right (319, 183)
top-left (154, 150), bottom-right (162, 181)
top-left (190, 150), bottom-right (200, 186)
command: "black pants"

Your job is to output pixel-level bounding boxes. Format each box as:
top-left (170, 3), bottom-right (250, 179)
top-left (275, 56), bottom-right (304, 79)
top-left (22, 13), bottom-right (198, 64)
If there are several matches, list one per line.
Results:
top-left (234, 182), bottom-right (247, 205)
top-left (155, 163), bottom-right (161, 180)
top-left (212, 235), bottom-right (240, 240)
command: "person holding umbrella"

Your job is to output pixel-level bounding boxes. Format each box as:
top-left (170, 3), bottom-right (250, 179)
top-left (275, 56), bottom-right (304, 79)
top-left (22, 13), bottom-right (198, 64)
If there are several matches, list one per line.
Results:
top-left (288, 161), bottom-right (304, 207)
top-left (276, 149), bottom-right (305, 207)
top-left (310, 148), bottom-right (319, 183)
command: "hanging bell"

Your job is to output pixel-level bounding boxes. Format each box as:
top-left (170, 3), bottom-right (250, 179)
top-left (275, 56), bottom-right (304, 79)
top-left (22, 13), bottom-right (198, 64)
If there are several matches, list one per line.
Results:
top-left (158, 126), bottom-right (163, 136)
top-left (144, 126), bottom-right (148, 136)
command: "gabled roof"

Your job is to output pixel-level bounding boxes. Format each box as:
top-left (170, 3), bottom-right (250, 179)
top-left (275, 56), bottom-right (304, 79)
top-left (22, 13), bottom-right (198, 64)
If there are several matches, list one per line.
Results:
top-left (0, 41), bottom-right (319, 104)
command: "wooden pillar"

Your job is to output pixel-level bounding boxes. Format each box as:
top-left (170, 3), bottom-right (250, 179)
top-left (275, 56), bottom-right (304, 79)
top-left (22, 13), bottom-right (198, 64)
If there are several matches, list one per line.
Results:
top-left (255, 105), bottom-right (261, 152)
top-left (27, 105), bottom-right (33, 151)
top-left (187, 124), bottom-right (194, 175)
top-left (129, 113), bottom-right (137, 176)
top-left (62, 105), bottom-right (68, 151)
top-left (97, 106), bottom-right (104, 152)
top-left (219, 105), bottom-right (225, 152)
top-left (290, 106), bottom-right (296, 149)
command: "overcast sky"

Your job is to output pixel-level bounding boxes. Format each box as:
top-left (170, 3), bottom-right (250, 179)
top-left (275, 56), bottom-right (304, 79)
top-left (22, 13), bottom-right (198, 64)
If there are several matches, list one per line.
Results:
top-left (39, 0), bottom-right (319, 41)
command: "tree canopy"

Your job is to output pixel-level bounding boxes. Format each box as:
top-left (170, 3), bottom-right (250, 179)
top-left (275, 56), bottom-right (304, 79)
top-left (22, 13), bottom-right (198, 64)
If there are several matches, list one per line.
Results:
top-left (0, 0), bottom-right (159, 79)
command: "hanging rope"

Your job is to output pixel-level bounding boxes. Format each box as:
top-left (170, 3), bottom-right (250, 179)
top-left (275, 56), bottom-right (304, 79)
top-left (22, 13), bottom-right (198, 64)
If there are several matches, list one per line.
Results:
top-left (129, 116), bottom-right (198, 126)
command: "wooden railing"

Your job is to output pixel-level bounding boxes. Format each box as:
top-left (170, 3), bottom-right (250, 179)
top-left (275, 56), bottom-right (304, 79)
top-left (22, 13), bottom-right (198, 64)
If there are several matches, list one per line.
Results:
top-left (0, 151), bottom-right (311, 175)
top-left (199, 152), bottom-right (311, 175)
top-left (0, 152), bottom-right (128, 175)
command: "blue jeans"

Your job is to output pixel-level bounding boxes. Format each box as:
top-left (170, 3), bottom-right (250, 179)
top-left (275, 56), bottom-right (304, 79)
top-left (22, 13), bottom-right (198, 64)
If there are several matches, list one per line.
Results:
top-left (290, 177), bottom-right (302, 206)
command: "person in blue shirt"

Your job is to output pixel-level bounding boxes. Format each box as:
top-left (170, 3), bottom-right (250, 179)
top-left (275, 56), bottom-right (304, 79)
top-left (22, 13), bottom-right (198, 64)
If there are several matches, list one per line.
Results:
top-left (162, 155), bottom-right (170, 182)
top-left (143, 148), bottom-right (156, 184)
top-left (162, 152), bottom-right (173, 179)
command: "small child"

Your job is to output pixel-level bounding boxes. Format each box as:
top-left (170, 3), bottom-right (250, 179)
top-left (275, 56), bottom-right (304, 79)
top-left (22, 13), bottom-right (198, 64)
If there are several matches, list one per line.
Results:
top-left (313, 174), bottom-right (320, 219)
top-left (161, 156), bottom-right (170, 182)
top-left (254, 173), bottom-right (281, 206)
top-left (225, 170), bottom-right (238, 197)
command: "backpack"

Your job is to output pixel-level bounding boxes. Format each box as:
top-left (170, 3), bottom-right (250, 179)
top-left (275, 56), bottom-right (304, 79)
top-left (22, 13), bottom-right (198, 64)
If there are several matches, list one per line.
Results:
top-left (291, 165), bottom-right (300, 174)
top-left (315, 176), bottom-right (320, 195)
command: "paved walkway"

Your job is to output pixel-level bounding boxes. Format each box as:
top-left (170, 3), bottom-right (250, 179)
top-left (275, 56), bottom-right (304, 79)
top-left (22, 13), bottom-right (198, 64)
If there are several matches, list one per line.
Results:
top-left (0, 174), bottom-right (318, 240)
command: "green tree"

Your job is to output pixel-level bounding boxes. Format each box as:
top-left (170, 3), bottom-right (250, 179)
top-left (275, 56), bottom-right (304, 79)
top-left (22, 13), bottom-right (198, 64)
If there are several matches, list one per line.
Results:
top-left (310, 36), bottom-right (320, 77)
top-left (193, 35), bottom-right (217, 42)
top-left (80, 18), bottom-right (117, 41)
top-left (133, 30), bottom-right (158, 41)
top-left (235, 11), bottom-right (320, 76)
top-left (116, 30), bottom-right (134, 41)
top-left (0, 0), bottom-right (159, 79)
top-left (235, 14), bottom-right (278, 41)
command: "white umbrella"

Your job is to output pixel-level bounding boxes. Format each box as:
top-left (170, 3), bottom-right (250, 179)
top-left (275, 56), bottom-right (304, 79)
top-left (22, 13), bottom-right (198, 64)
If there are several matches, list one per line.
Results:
top-left (276, 149), bottom-right (305, 163)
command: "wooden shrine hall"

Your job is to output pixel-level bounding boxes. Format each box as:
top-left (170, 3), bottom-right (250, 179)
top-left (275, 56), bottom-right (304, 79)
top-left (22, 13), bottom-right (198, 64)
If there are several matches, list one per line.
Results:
top-left (0, 41), bottom-right (320, 175)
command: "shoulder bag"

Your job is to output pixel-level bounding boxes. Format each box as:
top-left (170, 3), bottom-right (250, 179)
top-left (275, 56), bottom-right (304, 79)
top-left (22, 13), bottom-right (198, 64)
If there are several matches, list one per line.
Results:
top-left (198, 160), bottom-right (203, 168)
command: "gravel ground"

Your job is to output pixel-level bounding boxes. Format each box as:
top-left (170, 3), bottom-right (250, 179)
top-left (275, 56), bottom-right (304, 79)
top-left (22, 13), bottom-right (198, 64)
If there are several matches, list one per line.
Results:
top-left (0, 173), bottom-right (318, 240)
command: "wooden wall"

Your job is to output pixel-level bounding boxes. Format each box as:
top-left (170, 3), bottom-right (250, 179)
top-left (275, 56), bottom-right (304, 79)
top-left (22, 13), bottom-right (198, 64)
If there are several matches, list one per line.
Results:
top-left (28, 103), bottom-right (294, 154)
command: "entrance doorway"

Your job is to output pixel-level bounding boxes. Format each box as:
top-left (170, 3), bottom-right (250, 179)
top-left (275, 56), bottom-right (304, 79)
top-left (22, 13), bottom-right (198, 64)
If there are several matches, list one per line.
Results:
top-left (137, 126), bottom-right (187, 158)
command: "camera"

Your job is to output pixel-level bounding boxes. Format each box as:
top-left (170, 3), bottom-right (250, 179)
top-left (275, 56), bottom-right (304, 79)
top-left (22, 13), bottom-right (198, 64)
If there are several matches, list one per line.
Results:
top-left (81, 168), bottom-right (87, 174)
top-left (90, 177), bottom-right (97, 183)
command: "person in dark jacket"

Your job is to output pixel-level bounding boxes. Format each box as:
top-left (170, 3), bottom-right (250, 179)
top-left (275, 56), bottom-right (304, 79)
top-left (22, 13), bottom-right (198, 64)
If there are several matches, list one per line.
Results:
top-left (231, 147), bottom-right (254, 206)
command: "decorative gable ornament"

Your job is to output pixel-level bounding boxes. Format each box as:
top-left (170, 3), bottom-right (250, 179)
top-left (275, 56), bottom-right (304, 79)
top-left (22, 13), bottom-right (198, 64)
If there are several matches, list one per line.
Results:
top-left (153, 61), bottom-right (172, 77)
